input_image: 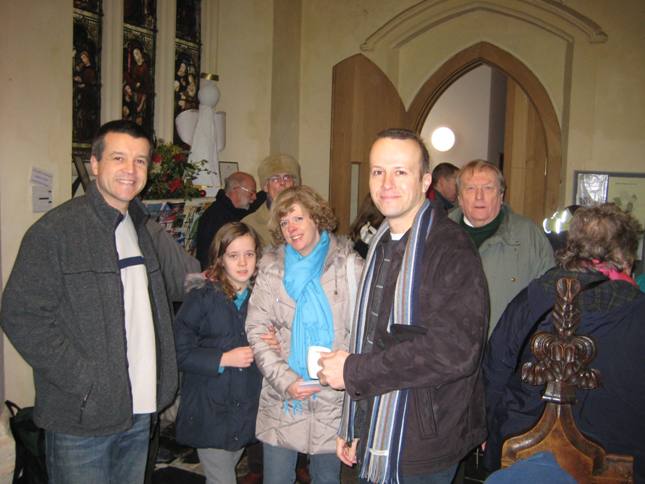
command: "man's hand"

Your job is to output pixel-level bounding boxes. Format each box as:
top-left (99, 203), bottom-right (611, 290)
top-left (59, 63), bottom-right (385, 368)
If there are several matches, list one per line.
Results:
top-left (287, 379), bottom-right (321, 400)
top-left (336, 437), bottom-right (359, 467)
top-left (220, 346), bottom-right (254, 368)
top-left (318, 350), bottom-right (349, 389)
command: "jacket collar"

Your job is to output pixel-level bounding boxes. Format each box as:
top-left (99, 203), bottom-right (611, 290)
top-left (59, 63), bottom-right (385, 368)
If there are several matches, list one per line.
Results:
top-left (215, 188), bottom-right (249, 218)
top-left (86, 181), bottom-right (148, 230)
top-left (451, 204), bottom-right (519, 248)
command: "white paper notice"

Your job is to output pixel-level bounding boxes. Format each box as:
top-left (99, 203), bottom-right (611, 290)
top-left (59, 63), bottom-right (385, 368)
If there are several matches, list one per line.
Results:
top-left (32, 185), bottom-right (52, 213)
top-left (31, 167), bottom-right (53, 188)
top-left (31, 167), bottom-right (54, 213)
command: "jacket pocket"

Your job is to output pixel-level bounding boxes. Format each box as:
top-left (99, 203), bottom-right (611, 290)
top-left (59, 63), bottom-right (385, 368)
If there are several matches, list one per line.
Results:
top-left (413, 387), bottom-right (437, 439)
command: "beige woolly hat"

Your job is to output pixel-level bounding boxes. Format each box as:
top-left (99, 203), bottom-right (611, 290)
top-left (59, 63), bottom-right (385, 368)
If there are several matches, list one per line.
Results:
top-left (257, 154), bottom-right (301, 185)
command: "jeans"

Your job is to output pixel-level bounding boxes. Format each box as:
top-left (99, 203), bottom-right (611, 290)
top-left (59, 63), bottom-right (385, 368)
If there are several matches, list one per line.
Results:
top-left (263, 443), bottom-right (340, 484)
top-left (358, 463), bottom-right (458, 484)
top-left (198, 447), bottom-right (244, 484)
top-left (46, 413), bottom-right (151, 484)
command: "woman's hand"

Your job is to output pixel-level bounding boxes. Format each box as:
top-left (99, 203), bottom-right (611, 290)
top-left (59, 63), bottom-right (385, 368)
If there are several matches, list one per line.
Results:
top-left (220, 346), bottom-right (254, 368)
top-left (260, 325), bottom-right (281, 354)
top-left (336, 437), bottom-right (359, 467)
top-left (287, 379), bottom-right (321, 400)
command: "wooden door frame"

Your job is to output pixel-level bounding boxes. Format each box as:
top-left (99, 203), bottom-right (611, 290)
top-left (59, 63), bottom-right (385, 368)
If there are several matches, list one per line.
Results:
top-left (407, 41), bottom-right (562, 212)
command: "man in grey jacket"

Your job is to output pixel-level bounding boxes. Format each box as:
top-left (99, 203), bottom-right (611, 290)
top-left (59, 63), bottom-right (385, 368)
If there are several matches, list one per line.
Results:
top-left (449, 159), bottom-right (555, 335)
top-left (1, 120), bottom-right (178, 483)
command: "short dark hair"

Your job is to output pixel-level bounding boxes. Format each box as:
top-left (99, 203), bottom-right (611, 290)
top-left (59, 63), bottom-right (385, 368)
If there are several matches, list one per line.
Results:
top-left (374, 128), bottom-right (430, 175)
top-left (431, 162), bottom-right (459, 187)
top-left (91, 120), bottom-right (153, 161)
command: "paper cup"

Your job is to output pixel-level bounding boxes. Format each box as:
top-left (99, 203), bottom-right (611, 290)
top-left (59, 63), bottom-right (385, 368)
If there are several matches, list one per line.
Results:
top-left (307, 345), bottom-right (331, 379)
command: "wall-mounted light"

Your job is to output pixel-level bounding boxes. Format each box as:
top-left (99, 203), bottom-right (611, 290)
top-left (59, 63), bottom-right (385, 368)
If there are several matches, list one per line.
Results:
top-left (430, 126), bottom-right (455, 152)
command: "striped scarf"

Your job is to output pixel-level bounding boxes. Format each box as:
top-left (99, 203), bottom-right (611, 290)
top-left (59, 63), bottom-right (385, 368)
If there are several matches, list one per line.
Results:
top-left (339, 200), bottom-right (435, 484)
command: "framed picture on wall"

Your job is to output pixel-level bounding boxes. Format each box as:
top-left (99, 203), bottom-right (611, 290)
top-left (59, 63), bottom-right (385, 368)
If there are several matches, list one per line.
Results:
top-left (219, 161), bottom-right (239, 182)
top-left (574, 170), bottom-right (645, 266)
top-left (574, 171), bottom-right (645, 225)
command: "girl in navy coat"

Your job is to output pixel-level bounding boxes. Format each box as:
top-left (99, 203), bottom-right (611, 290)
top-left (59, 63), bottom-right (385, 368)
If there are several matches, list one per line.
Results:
top-left (174, 222), bottom-right (263, 484)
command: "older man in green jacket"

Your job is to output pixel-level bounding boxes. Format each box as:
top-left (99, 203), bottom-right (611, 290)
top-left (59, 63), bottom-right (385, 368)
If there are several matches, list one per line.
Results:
top-left (449, 160), bottom-right (554, 335)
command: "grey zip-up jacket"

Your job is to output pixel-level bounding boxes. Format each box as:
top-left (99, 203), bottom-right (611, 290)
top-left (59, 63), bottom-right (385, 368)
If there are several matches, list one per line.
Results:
top-left (1, 183), bottom-right (178, 436)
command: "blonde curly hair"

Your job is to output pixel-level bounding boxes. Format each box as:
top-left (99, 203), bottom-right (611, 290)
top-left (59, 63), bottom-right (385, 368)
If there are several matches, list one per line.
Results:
top-left (558, 203), bottom-right (642, 272)
top-left (268, 185), bottom-right (337, 245)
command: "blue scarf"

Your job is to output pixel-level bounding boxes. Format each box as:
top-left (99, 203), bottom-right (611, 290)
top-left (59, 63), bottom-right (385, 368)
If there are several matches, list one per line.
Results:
top-left (283, 231), bottom-right (334, 382)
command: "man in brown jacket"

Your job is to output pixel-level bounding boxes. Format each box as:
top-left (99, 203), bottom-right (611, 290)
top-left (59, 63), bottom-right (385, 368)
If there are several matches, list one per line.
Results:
top-left (320, 128), bottom-right (489, 483)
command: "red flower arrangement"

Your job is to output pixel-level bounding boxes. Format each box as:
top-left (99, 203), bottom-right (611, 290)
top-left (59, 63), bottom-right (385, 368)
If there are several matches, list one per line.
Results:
top-left (143, 142), bottom-right (208, 199)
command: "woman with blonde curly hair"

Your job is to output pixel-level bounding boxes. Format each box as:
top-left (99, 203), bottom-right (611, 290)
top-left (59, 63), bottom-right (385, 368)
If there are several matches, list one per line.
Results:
top-left (245, 185), bottom-right (363, 484)
top-left (483, 204), bottom-right (645, 481)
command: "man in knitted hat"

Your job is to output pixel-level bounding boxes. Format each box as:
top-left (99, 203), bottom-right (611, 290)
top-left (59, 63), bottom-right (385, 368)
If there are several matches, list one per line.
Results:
top-left (242, 153), bottom-right (301, 246)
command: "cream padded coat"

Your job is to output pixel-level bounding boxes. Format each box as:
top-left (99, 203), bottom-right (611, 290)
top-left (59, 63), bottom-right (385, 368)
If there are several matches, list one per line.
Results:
top-left (245, 235), bottom-right (363, 454)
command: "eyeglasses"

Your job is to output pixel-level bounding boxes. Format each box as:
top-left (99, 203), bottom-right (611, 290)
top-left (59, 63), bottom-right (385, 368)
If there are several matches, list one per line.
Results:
top-left (268, 174), bottom-right (295, 185)
top-left (235, 185), bottom-right (256, 196)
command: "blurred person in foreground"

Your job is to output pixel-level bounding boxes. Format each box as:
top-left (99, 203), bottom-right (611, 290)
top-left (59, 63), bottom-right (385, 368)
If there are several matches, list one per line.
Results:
top-left (483, 203), bottom-right (645, 483)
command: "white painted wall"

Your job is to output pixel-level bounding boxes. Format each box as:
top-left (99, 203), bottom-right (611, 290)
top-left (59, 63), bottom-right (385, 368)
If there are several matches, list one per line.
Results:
top-left (420, 65), bottom-right (493, 168)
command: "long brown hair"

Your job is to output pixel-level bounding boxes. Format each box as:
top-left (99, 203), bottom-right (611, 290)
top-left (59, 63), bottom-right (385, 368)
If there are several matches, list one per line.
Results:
top-left (204, 222), bottom-right (262, 300)
top-left (349, 193), bottom-right (383, 242)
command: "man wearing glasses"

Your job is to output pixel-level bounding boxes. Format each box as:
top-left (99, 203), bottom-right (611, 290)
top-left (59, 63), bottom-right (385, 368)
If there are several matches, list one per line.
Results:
top-left (242, 153), bottom-right (301, 247)
top-left (196, 171), bottom-right (263, 269)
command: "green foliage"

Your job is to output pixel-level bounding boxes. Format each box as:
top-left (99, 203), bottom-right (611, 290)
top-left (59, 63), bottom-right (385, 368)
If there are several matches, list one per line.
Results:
top-left (144, 141), bottom-right (207, 199)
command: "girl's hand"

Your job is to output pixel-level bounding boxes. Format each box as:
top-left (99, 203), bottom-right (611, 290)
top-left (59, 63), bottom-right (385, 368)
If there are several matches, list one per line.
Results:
top-left (260, 325), bottom-right (281, 354)
top-left (287, 379), bottom-right (321, 400)
top-left (220, 346), bottom-right (254, 368)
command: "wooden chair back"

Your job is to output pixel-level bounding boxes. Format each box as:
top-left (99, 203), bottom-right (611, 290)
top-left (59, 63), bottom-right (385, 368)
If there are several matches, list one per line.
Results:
top-left (500, 277), bottom-right (634, 483)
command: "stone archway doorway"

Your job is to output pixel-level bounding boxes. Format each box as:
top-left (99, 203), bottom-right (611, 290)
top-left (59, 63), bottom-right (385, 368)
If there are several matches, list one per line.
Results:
top-left (329, 42), bottom-right (562, 232)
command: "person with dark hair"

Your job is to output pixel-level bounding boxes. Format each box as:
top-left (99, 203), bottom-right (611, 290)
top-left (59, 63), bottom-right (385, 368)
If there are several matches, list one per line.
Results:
top-left (483, 203), bottom-right (645, 482)
top-left (319, 128), bottom-right (488, 483)
top-left (348, 193), bottom-right (384, 258)
top-left (450, 159), bottom-right (554, 335)
top-left (0, 120), bottom-right (178, 483)
top-left (245, 185), bottom-right (363, 484)
top-left (195, 171), bottom-right (264, 269)
top-left (426, 162), bottom-right (459, 211)
top-left (174, 222), bottom-right (264, 484)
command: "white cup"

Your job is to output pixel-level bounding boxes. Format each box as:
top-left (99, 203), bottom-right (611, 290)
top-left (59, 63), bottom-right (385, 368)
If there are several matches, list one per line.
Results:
top-left (307, 345), bottom-right (331, 379)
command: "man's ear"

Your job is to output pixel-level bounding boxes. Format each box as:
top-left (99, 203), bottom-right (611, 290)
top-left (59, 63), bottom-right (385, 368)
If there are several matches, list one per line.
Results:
top-left (422, 173), bottom-right (432, 193)
top-left (89, 155), bottom-right (99, 176)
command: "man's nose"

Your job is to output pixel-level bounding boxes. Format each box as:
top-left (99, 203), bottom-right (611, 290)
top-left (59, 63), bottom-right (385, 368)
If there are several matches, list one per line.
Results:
top-left (382, 172), bottom-right (394, 189)
top-left (123, 159), bottom-right (136, 173)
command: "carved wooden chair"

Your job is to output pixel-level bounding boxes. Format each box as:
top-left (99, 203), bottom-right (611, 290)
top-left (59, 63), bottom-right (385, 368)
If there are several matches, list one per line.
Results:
top-left (500, 277), bottom-right (634, 483)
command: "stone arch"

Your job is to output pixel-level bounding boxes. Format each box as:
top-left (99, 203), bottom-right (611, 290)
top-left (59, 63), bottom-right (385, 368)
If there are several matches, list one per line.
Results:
top-left (407, 41), bottom-right (563, 211)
